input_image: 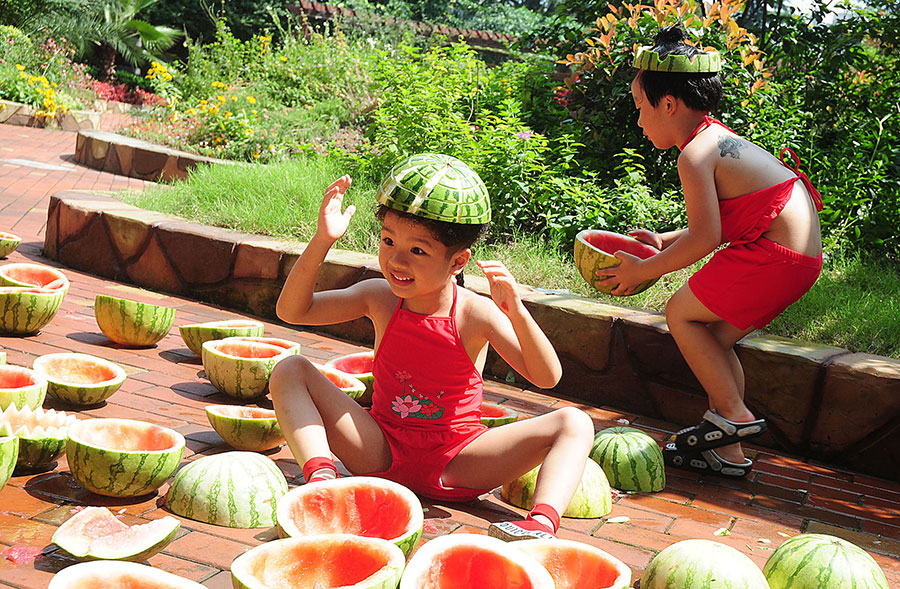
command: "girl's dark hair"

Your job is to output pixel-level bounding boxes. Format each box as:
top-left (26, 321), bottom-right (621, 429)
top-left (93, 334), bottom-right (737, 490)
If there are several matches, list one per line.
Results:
top-left (376, 205), bottom-right (490, 287)
top-left (637, 25), bottom-right (723, 112)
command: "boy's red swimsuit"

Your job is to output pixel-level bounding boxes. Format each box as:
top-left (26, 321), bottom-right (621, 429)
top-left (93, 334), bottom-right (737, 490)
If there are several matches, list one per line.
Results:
top-left (368, 284), bottom-right (491, 501)
top-left (684, 117), bottom-right (824, 329)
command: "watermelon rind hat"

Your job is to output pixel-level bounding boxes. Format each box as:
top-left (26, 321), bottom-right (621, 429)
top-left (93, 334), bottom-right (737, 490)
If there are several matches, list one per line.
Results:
top-left (375, 153), bottom-right (491, 224)
top-left (632, 46), bottom-right (722, 73)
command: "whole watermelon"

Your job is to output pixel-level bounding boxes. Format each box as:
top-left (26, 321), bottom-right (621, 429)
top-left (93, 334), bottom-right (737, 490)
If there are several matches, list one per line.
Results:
top-left (590, 426), bottom-right (665, 493)
top-left (763, 533), bottom-right (888, 588)
top-left (641, 539), bottom-right (769, 589)
top-left (501, 458), bottom-right (611, 518)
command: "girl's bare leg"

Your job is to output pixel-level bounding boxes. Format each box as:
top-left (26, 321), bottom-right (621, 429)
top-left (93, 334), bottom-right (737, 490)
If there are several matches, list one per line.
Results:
top-left (269, 355), bottom-right (392, 477)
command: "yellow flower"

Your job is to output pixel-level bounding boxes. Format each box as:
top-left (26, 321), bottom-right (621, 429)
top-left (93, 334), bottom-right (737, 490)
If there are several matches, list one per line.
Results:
top-left (280, 56), bottom-right (287, 62)
top-left (15, 64), bottom-right (24, 71)
top-left (251, 110), bottom-right (258, 114)
top-left (246, 96), bottom-right (256, 104)
top-left (224, 111), bottom-right (232, 117)
top-left (231, 96), bottom-right (237, 102)
top-left (218, 95), bottom-right (226, 103)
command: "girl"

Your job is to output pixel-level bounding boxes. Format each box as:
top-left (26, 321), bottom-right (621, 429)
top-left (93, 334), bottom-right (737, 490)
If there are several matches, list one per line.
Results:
top-left (270, 154), bottom-right (594, 540)
top-left (600, 27), bottom-right (823, 477)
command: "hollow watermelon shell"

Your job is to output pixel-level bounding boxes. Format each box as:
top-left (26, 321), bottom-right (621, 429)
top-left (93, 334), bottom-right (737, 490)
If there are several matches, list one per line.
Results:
top-left (324, 350), bottom-right (375, 405)
top-left (763, 533), bottom-right (889, 589)
top-left (502, 458), bottom-right (612, 518)
top-left (574, 230), bottom-right (659, 295)
top-left (0, 232), bottom-right (21, 258)
top-left (641, 539), bottom-right (769, 589)
top-left (0, 435), bottom-right (19, 493)
top-left (52, 506), bottom-right (181, 562)
top-left (205, 404), bottom-right (284, 452)
top-left (202, 339), bottom-right (294, 400)
top-left (178, 319), bottom-right (265, 356)
top-left (0, 405), bottom-right (75, 471)
top-left (33, 352), bottom-right (127, 406)
top-left (512, 538), bottom-right (632, 589)
top-left (590, 426), bottom-right (666, 493)
top-left (166, 451), bottom-right (288, 528)
top-left (276, 476), bottom-right (424, 559)
top-left (94, 294), bottom-right (176, 347)
top-left (48, 560), bottom-right (205, 589)
top-left (0, 286), bottom-right (65, 335)
top-left (314, 362), bottom-right (367, 403)
top-left (0, 262), bottom-right (70, 292)
top-left (0, 364), bottom-right (48, 410)
top-left (481, 402), bottom-right (518, 427)
top-left (400, 533), bottom-right (555, 589)
top-left (66, 417), bottom-right (185, 498)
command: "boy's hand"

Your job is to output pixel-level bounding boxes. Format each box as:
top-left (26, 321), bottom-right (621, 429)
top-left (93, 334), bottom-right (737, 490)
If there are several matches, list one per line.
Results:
top-left (317, 175), bottom-right (355, 243)
top-left (596, 251), bottom-right (647, 296)
top-left (476, 260), bottom-right (521, 315)
top-left (628, 229), bottom-right (663, 250)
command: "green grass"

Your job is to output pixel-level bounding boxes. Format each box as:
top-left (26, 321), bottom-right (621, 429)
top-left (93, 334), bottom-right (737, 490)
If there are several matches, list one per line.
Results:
top-left (119, 157), bottom-right (900, 359)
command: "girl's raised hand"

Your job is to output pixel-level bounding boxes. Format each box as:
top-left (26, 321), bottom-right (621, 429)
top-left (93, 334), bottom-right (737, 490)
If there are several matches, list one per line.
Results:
top-left (317, 175), bottom-right (355, 243)
top-left (476, 260), bottom-right (521, 315)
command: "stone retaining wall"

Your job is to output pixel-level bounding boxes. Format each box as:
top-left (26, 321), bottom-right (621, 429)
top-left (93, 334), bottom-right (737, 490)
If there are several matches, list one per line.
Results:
top-left (0, 98), bottom-right (127, 132)
top-left (44, 190), bottom-right (900, 481)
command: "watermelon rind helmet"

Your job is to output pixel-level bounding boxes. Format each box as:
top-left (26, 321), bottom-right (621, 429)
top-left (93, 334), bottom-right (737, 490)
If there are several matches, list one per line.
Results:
top-left (375, 153), bottom-right (491, 224)
top-left (632, 46), bottom-right (722, 73)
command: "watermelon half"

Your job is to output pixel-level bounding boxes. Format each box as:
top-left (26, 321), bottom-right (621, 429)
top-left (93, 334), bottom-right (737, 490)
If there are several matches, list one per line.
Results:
top-left (66, 417), bottom-right (185, 498)
top-left (0, 232), bottom-right (21, 258)
top-left (232, 535), bottom-right (405, 589)
top-left (94, 294), bottom-right (176, 347)
top-left (0, 435), bottom-right (19, 493)
top-left (48, 560), bottom-right (205, 589)
top-left (178, 319), bottom-right (265, 356)
top-left (224, 336), bottom-right (302, 355)
top-left (400, 533), bottom-right (555, 589)
top-left (205, 404), bottom-right (284, 452)
top-left (763, 533), bottom-right (889, 589)
top-left (502, 458), bottom-right (612, 518)
top-left (0, 262), bottom-right (70, 292)
top-left (0, 404), bottom-right (75, 471)
top-left (314, 362), bottom-right (367, 403)
top-left (641, 539), bottom-right (769, 589)
top-left (52, 506), bottom-right (181, 562)
top-left (0, 286), bottom-right (66, 335)
top-left (324, 350), bottom-right (375, 405)
top-left (481, 401), bottom-right (518, 427)
top-left (276, 476), bottom-right (424, 559)
top-left (166, 451), bottom-right (288, 528)
top-left (590, 426), bottom-right (666, 493)
top-left (574, 230), bottom-right (659, 295)
top-left (0, 364), bottom-right (48, 410)
top-left (512, 538), bottom-right (632, 589)
top-left (33, 352), bottom-right (127, 406)
top-left (202, 338), bottom-right (294, 399)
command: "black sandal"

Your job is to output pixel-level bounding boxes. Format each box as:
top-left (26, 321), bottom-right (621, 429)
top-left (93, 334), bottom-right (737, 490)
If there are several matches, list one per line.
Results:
top-left (663, 442), bottom-right (753, 478)
top-left (674, 410), bottom-right (767, 451)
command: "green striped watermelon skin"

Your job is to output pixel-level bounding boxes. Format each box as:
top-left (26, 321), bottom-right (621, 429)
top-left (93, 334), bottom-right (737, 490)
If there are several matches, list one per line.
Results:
top-left (16, 436), bottom-right (67, 470)
top-left (501, 458), bottom-right (612, 518)
top-left (204, 405), bottom-right (284, 452)
top-left (34, 353), bottom-right (127, 407)
top-left (0, 233), bottom-right (20, 258)
top-left (0, 435), bottom-right (19, 492)
top-left (0, 288), bottom-right (65, 334)
top-left (590, 426), bottom-right (665, 493)
top-left (763, 533), bottom-right (888, 589)
top-left (94, 295), bottom-right (176, 347)
top-left (642, 539), bottom-right (769, 589)
top-left (202, 340), bottom-right (293, 400)
top-left (179, 320), bottom-right (265, 356)
top-left (0, 405), bottom-right (74, 471)
top-left (166, 451), bottom-right (288, 528)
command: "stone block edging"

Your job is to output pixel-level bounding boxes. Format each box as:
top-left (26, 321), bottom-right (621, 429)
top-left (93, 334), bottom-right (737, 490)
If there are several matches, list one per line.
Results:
top-left (0, 98), bottom-right (128, 132)
top-left (43, 190), bottom-right (900, 481)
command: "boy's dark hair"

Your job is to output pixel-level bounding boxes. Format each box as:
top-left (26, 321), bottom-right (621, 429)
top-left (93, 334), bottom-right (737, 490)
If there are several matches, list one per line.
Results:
top-left (637, 25), bottom-right (723, 112)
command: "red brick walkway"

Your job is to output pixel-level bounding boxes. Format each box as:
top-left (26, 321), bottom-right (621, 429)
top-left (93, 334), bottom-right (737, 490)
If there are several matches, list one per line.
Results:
top-left (0, 123), bottom-right (898, 588)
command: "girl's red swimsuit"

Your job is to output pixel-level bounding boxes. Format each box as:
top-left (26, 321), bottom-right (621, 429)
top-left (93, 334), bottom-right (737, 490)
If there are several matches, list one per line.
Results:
top-left (684, 116), bottom-right (824, 329)
top-left (367, 284), bottom-right (491, 501)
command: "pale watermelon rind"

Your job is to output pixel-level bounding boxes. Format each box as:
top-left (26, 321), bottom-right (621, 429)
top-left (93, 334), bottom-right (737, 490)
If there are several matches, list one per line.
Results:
top-left (762, 533), bottom-right (889, 589)
top-left (590, 426), bottom-right (666, 493)
top-left (201, 339), bottom-right (293, 400)
top-left (33, 352), bottom-right (127, 406)
top-left (204, 404), bottom-right (284, 452)
top-left (52, 506), bottom-right (182, 562)
top-left (573, 229), bottom-right (660, 296)
top-left (178, 319), bottom-right (266, 356)
top-left (0, 233), bottom-right (21, 258)
top-left (501, 458), bottom-right (612, 519)
top-left (232, 535), bottom-right (405, 589)
top-left (0, 405), bottom-right (74, 471)
top-left (324, 350), bottom-right (375, 406)
top-left (0, 287), bottom-right (65, 335)
top-left (480, 401), bottom-right (519, 428)
top-left (641, 539), bottom-right (769, 589)
top-left (0, 364), bottom-right (48, 411)
top-left (276, 476), bottom-right (424, 559)
top-left (512, 538), bottom-right (632, 589)
top-left (0, 435), bottom-right (19, 492)
top-left (47, 560), bottom-right (205, 589)
top-left (94, 294), bottom-right (176, 347)
top-left (66, 418), bottom-right (185, 498)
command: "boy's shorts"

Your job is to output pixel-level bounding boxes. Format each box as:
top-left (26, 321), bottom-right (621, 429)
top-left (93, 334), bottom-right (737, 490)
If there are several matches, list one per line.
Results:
top-left (689, 237), bottom-right (822, 330)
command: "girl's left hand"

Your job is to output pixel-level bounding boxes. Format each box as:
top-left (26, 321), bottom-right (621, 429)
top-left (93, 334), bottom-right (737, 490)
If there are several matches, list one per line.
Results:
top-left (595, 251), bottom-right (648, 296)
top-left (476, 260), bottom-right (521, 315)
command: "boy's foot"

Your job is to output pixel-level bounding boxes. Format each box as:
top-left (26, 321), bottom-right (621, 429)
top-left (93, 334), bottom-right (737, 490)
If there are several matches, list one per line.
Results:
top-left (674, 410), bottom-right (767, 451)
top-left (488, 519), bottom-right (556, 542)
top-left (663, 442), bottom-right (753, 478)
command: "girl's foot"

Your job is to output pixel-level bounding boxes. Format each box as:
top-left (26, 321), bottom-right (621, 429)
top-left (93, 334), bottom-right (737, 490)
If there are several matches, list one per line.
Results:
top-left (302, 456), bottom-right (339, 483)
top-left (488, 519), bottom-right (556, 542)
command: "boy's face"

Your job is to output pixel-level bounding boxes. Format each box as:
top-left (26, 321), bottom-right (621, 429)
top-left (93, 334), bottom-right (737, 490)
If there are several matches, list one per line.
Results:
top-left (631, 75), bottom-right (670, 150)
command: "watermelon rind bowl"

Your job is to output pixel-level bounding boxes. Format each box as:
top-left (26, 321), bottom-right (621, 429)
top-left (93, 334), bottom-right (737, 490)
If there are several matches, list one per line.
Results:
top-left (0, 232), bottom-right (21, 258)
top-left (94, 294), bottom-right (176, 347)
top-left (33, 352), bottom-right (127, 406)
top-left (66, 418), bottom-right (185, 498)
top-left (590, 426), bottom-right (666, 493)
top-left (48, 560), bottom-right (205, 589)
top-left (763, 533), bottom-right (889, 589)
top-left (0, 286), bottom-right (65, 335)
top-left (400, 533), bottom-right (555, 589)
top-left (324, 350), bottom-right (375, 405)
top-left (276, 476), bottom-right (424, 559)
top-left (641, 539), bottom-right (769, 589)
top-left (574, 229), bottom-right (660, 295)
top-left (0, 405), bottom-right (75, 471)
top-left (0, 435), bottom-right (19, 493)
top-left (52, 505), bottom-right (181, 562)
top-left (512, 538), bottom-right (632, 589)
top-left (313, 362), bottom-right (367, 403)
top-left (0, 262), bottom-right (70, 292)
top-left (0, 364), bottom-right (48, 411)
top-left (205, 404), bottom-right (284, 452)
top-left (202, 338), bottom-right (295, 400)
top-left (480, 401), bottom-right (518, 428)
top-left (502, 458), bottom-right (612, 518)
top-left (166, 451), bottom-right (288, 528)
top-left (178, 319), bottom-right (265, 356)
top-left (232, 534), bottom-right (406, 589)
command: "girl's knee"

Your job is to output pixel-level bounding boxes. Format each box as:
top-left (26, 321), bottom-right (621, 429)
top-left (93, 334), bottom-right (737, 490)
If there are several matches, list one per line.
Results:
top-left (269, 355), bottom-right (316, 398)
top-left (555, 406), bottom-right (594, 441)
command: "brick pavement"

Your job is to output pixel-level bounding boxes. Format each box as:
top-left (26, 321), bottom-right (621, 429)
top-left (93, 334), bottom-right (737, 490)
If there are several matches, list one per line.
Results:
top-left (0, 123), bottom-right (898, 587)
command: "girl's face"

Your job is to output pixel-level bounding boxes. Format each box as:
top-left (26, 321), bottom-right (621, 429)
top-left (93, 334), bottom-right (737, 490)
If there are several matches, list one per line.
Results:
top-left (631, 76), bottom-right (673, 150)
top-left (378, 211), bottom-right (468, 299)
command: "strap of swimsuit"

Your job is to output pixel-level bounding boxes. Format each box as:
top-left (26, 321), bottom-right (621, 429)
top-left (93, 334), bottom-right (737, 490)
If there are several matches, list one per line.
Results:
top-left (779, 148), bottom-right (824, 211)
top-left (679, 115), bottom-right (736, 151)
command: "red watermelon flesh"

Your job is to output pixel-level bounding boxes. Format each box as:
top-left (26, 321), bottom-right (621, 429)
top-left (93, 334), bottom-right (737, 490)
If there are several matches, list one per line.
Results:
top-left (0, 265), bottom-right (66, 289)
top-left (38, 357), bottom-right (120, 385)
top-left (76, 421), bottom-right (181, 452)
top-left (322, 370), bottom-right (358, 389)
top-left (282, 485), bottom-right (412, 540)
top-left (208, 406), bottom-right (275, 420)
top-left (211, 341), bottom-right (286, 359)
top-left (482, 404), bottom-right (510, 419)
top-left (583, 231), bottom-right (658, 259)
top-left (421, 545), bottom-right (537, 588)
top-left (0, 232), bottom-right (17, 240)
top-left (243, 540), bottom-right (388, 587)
top-left (227, 337), bottom-right (298, 352)
top-left (0, 367), bottom-right (40, 389)
top-left (330, 353), bottom-right (374, 375)
top-left (61, 574), bottom-right (184, 589)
